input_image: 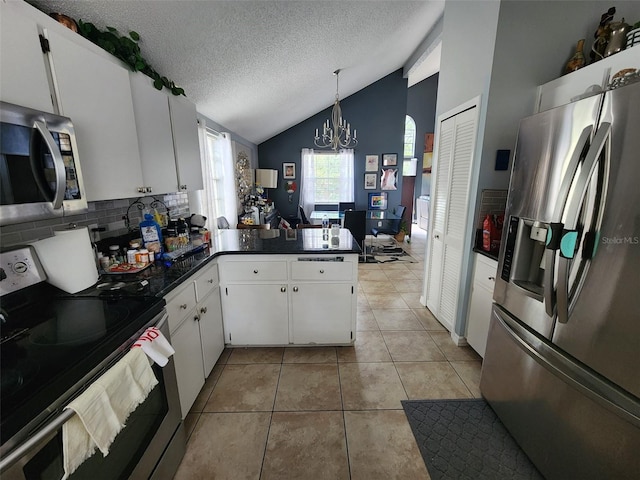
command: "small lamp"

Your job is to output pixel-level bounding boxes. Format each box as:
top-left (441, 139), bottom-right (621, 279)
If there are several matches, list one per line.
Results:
top-left (256, 169), bottom-right (278, 202)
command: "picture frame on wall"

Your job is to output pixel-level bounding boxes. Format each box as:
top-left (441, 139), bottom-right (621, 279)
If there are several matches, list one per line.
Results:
top-left (364, 173), bottom-right (377, 190)
top-left (380, 168), bottom-right (398, 190)
top-left (382, 153), bottom-right (397, 166)
top-left (368, 192), bottom-right (388, 210)
top-left (365, 155), bottom-right (379, 172)
top-left (283, 162), bottom-right (296, 179)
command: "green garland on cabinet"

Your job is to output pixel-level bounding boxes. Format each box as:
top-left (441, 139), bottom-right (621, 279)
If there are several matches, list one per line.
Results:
top-left (77, 20), bottom-right (185, 96)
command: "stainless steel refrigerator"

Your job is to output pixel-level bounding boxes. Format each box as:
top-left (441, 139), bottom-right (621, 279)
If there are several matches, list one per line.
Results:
top-left (481, 79), bottom-right (640, 479)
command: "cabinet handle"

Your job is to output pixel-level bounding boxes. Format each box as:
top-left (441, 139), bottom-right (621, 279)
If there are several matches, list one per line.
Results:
top-left (194, 314), bottom-right (200, 321)
top-left (319, 269), bottom-right (324, 274)
top-left (280, 287), bottom-right (286, 293)
top-left (179, 303), bottom-right (188, 310)
top-left (138, 187), bottom-right (145, 193)
top-left (253, 269), bottom-right (259, 274)
top-left (434, 234), bottom-right (440, 239)
top-left (146, 187), bottom-right (153, 193)
top-left (488, 276), bottom-right (495, 281)
top-left (207, 279), bottom-right (214, 283)
top-left (293, 286), bottom-right (299, 292)
top-left (200, 307), bottom-right (207, 314)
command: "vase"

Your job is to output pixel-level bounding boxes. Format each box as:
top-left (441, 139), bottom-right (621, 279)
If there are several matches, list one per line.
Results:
top-left (565, 39), bottom-right (586, 74)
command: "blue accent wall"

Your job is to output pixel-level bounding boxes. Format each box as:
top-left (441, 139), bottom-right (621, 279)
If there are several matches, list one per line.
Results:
top-left (258, 69), bottom-right (408, 219)
top-left (407, 73), bottom-right (439, 197)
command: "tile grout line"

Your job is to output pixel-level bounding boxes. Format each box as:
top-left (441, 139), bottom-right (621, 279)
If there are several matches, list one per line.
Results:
top-left (258, 354), bottom-right (283, 480)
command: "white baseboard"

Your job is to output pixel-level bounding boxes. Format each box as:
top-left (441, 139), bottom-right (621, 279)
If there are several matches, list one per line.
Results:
top-left (450, 331), bottom-right (468, 346)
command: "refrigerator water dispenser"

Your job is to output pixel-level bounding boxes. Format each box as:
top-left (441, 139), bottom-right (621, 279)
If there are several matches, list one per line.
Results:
top-left (500, 216), bottom-right (549, 299)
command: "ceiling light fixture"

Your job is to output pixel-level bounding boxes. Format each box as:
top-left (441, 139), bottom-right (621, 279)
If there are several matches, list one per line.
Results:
top-left (314, 69), bottom-right (358, 151)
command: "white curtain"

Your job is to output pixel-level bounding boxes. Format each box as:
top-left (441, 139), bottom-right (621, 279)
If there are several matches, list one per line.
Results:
top-left (194, 127), bottom-right (237, 230)
top-left (219, 132), bottom-right (237, 225)
top-left (336, 149), bottom-right (355, 202)
top-left (300, 148), bottom-right (316, 218)
top-left (300, 148), bottom-right (354, 219)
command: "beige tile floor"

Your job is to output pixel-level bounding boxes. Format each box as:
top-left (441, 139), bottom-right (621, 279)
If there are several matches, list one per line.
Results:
top-left (174, 228), bottom-right (482, 480)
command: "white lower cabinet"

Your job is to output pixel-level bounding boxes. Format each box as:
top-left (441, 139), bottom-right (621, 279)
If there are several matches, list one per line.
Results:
top-left (165, 261), bottom-right (224, 418)
top-left (170, 307), bottom-right (204, 418)
top-left (219, 254), bottom-right (358, 346)
top-left (222, 283), bottom-right (289, 345)
top-left (290, 283), bottom-right (353, 344)
top-left (466, 253), bottom-right (498, 358)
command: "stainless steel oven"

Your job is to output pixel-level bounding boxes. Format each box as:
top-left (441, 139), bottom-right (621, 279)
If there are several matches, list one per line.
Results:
top-left (0, 101), bottom-right (88, 226)
top-left (0, 309), bottom-right (185, 480)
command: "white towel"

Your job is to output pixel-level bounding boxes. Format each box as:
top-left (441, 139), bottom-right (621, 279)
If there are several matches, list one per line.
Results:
top-left (133, 327), bottom-right (175, 367)
top-left (62, 347), bottom-right (158, 479)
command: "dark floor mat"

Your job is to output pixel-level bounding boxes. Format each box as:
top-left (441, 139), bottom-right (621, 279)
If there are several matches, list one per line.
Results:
top-left (402, 399), bottom-right (544, 480)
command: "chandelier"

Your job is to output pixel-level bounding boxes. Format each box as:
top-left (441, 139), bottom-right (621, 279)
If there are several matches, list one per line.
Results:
top-left (314, 69), bottom-right (358, 151)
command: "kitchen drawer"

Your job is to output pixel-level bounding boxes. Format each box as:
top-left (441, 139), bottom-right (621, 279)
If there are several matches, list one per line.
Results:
top-left (194, 263), bottom-right (219, 301)
top-left (474, 254), bottom-right (498, 292)
top-left (166, 281), bottom-right (197, 333)
top-left (290, 261), bottom-right (353, 281)
top-left (222, 261), bottom-right (287, 282)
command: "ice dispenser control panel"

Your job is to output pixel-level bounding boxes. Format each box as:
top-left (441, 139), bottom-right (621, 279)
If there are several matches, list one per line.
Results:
top-left (0, 247), bottom-right (47, 296)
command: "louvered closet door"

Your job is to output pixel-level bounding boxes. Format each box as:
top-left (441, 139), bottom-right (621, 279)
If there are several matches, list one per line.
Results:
top-left (426, 107), bottom-right (478, 331)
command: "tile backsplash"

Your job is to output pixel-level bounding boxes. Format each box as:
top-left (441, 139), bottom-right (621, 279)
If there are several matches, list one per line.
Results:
top-left (0, 192), bottom-right (190, 247)
top-left (477, 189), bottom-right (507, 228)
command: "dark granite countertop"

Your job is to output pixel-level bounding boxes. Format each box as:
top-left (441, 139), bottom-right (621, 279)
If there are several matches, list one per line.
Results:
top-left (472, 247), bottom-right (499, 262)
top-left (98, 228), bottom-right (361, 298)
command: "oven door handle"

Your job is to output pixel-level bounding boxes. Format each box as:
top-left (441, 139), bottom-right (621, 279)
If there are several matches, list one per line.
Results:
top-left (0, 409), bottom-right (75, 473)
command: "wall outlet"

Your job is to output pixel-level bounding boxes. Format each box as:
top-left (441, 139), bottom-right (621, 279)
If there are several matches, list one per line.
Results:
top-left (378, 221), bottom-right (383, 226)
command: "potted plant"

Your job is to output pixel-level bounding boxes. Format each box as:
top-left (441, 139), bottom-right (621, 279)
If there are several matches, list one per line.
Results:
top-left (394, 220), bottom-right (409, 243)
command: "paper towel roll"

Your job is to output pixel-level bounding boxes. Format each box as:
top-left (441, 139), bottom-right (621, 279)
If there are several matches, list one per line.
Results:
top-left (30, 227), bottom-right (99, 293)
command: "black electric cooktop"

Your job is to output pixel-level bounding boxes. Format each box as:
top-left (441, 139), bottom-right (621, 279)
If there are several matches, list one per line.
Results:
top-left (0, 281), bottom-right (165, 448)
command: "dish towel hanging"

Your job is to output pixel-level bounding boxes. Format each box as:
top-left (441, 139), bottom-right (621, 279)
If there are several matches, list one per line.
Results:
top-left (62, 347), bottom-right (158, 479)
top-left (132, 326), bottom-right (175, 366)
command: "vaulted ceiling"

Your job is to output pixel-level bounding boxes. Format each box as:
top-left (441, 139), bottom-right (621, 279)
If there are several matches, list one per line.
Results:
top-left (29, 0), bottom-right (444, 144)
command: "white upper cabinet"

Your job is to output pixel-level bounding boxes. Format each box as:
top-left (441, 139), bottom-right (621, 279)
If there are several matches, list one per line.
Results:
top-left (45, 28), bottom-right (143, 201)
top-left (0, 2), bottom-right (54, 112)
top-left (169, 95), bottom-right (203, 192)
top-left (129, 73), bottom-right (180, 195)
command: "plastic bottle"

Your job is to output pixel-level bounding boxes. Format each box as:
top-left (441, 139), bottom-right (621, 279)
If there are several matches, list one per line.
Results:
top-left (140, 213), bottom-right (163, 259)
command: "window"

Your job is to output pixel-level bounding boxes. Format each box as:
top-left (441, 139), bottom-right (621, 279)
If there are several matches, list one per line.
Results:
top-left (300, 149), bottom-right (354, 216)
top-left (404, 115), bottom-right (416, 159)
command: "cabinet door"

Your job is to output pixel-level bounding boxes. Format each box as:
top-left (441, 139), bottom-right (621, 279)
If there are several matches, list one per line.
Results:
top-left (197, 290), bottom-right (224, 376)
top-left (291, 283), bottom-right (353, 344)
top-left (45, 29), bottom-right (143, 201)
top-left (129, 73), bottom-right (178, 195)
top-left (222, 284), bottom-right (289, 345)
top-left (0, 2), bottom-right (53, 112)
top-left (171, 310), bottom-right (205, 418)
top-left (168, 95), bottom-right (203, 192)
top-left (466, 283), bottom-right (494, 358)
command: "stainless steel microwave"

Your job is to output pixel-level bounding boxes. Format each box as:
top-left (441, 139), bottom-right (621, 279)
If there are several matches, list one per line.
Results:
top-left (0, 102), bottom-right (88, 226)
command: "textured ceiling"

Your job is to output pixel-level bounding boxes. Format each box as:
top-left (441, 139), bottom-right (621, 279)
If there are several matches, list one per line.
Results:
top-left (28, 0), bottom-right (444, 144)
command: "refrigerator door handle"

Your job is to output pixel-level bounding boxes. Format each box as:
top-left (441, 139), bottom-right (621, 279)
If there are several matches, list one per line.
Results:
top-left (556, 122), bottom-right (611, 324)
top-left (543, 126), bottom-right (593, 317)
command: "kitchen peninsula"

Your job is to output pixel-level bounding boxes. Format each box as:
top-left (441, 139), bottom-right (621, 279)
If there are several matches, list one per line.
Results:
top-left (119, 228), bottom-right (360, 417)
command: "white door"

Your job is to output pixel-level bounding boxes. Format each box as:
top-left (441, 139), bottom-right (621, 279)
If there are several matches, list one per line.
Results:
top-left (290, 283), bottom-right (353, 344)
top-left (197, 289), bottom-right (225, 377)
top-left (45, 29), bottom-right (143, 201)
top-left (129, 73), bottom-right (179, 194)
top-left (171, 311), bottom-right (205, 418)
top-left (169, 95), bottom-right (203, 192)
top-left (222, 284), bottom-right (289, 345)
top-left (425, 106), bottom-right (478, 331)
top-left (0, 2), bottom-right (54, 112)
